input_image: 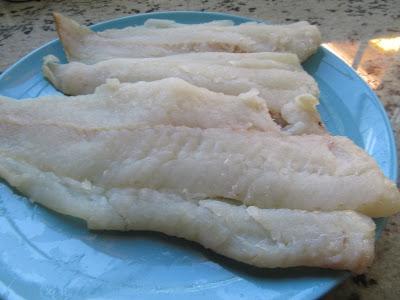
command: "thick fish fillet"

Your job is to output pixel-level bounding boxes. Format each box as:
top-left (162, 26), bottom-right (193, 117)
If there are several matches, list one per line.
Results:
top-left (43, 53), bottom-right (323, 134)
top-left (54, 13), bottom-right (321, 63)
top-left (0, 117), bottom-right (398, 217)
top-left (0, 154), bottom-right (375, 273)
top-left (0, 78), bottom-right (279, 132)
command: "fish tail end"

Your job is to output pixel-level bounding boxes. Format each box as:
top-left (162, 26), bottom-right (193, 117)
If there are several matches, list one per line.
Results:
top-left (53, 12), bottom-right (93, 61)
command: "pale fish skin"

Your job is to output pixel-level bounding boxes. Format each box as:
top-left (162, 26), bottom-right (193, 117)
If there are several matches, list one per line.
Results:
top-left (0, 154), bottom-right (375, 273)
top-left (53, 13), bottom-right (321, 63)
top-left (43, 53), bottom-right (323, 134)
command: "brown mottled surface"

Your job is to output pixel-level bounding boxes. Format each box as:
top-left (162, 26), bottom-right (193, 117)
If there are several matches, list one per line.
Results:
top-left (1, 0), bottom-right (400, 299)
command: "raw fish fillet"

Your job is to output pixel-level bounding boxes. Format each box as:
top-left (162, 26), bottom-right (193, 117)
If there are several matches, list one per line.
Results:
top-left (54, 13), bottom-right (321, 63)
top-left (0, 102), bottom-right (398, 217)
top-left (0, 79), bottom-right (397, 272)
top-left (0, 78), bottom-right (279, 132)
top-left (43, 53), bottom-right (322, 134)
top-left (0, 154), bottom-right (375, 273)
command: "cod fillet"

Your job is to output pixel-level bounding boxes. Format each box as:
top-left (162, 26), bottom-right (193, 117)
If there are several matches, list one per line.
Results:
top-left (0, 78), bottom-right (279, 132)
top-left (53, 13), bottom-right (321, 63)
top-left (0, 154), bottom-right (375, 273)
top-left (0, 79), bottom-right (398, 217)
top-left (43, 53), bottom-right (322, 134)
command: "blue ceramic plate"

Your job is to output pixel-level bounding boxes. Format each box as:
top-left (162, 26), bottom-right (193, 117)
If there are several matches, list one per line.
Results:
top-left (0, 11), bottom-right (397, 300)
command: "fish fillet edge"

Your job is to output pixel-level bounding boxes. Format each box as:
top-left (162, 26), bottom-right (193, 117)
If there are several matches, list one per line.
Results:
top-left (0, 153), bottom-right (375, 273)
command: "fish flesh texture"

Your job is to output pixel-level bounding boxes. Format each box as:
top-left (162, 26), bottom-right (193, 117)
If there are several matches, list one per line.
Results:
top-left (2, 123), bottom-right (398, 217)
top-left (43, 53), bottom-right (323, 134)
top-left (0, 82), bottom-right (398, 217)
top-left (0, 153), bottom-right (375, 273)
top-left (53, 13), bottom-right (321, 63)
top-left (0, 98), bottom-right (398, 217)
top-left (0, 78), bottom-right (279, 132)
top-left (0, 80), bottom-right (397, 272)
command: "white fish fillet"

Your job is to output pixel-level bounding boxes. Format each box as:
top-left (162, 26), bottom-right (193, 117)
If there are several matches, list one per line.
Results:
top-left (0, 78), bottom-right (279, 132)
top-left (0, 154), bottom-right (375, 273)
top-left (0, 114), bottom-right (398, 217)
top-left (43, 53), bottom-right (323, 134)
top-left (54, 13), bottom-right (321, 63)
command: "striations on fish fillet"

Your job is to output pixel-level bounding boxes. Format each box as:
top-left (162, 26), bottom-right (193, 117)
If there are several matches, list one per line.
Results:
top-left (42, 54), bottom-right (322, 134)
top-left (0, 154), bottom-right (375, 273)
top-left (0, 78), bottom-right (280, 132)
top-left (0, 118), bottom-right (398, 217)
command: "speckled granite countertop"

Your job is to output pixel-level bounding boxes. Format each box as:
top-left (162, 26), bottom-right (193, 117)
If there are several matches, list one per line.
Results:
top-left (1, 0), bottom-right (399, 299)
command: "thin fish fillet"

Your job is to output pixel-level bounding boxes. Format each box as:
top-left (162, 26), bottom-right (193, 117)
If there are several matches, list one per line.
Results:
top-left (0, 154), bottom-right (375, 273)
top-left (0, 78), bottom-right (279, 132)
top-left (0, 116), bottom-right (398, 217)
top-left (53, 13), bottom-right (321, 63)
top-left (43, 53), bottom-right (323, 134)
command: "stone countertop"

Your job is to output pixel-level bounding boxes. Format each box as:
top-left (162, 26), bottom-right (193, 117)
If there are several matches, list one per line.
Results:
top-left (0, 0), bottom-right (399, 299)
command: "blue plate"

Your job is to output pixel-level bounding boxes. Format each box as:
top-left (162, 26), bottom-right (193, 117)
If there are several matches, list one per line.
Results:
top-left (0, 11), bottom-right (397, 300)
